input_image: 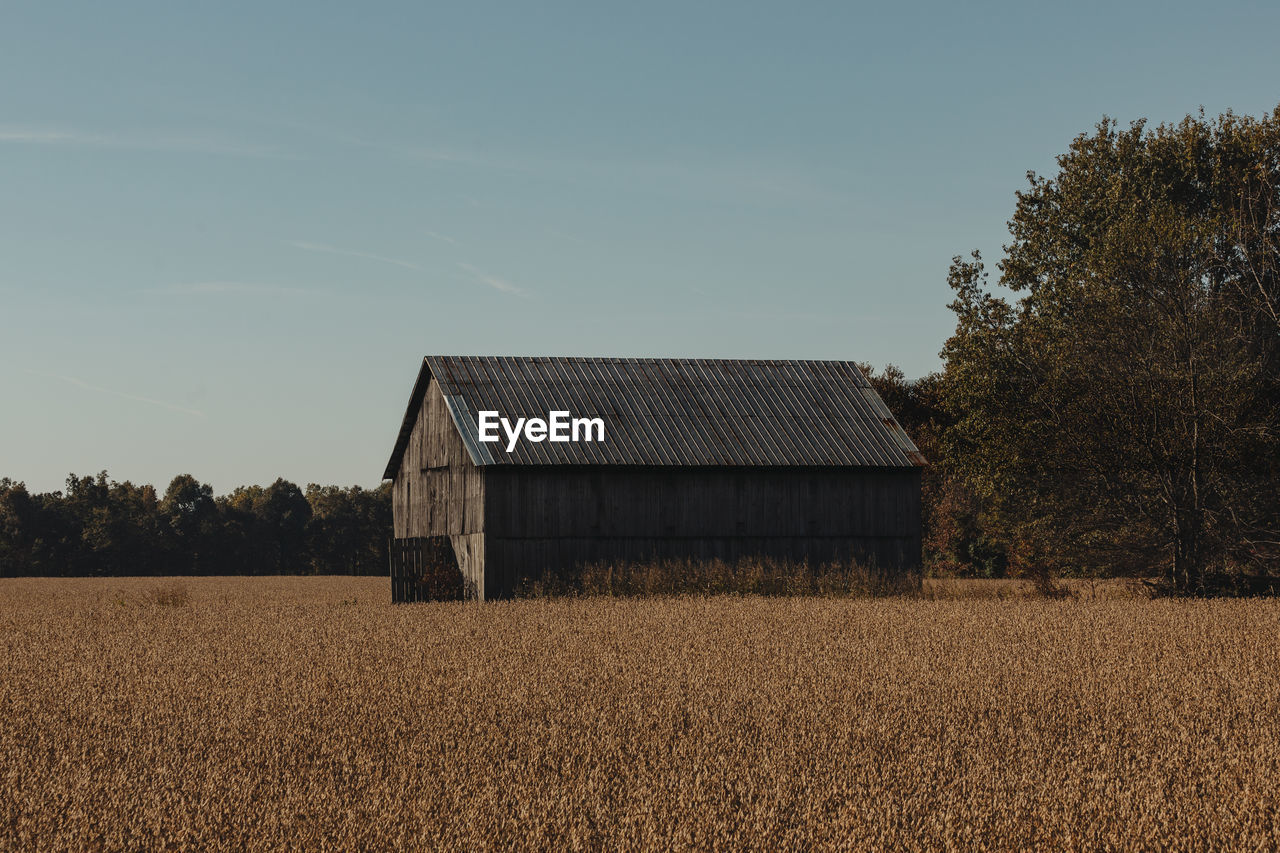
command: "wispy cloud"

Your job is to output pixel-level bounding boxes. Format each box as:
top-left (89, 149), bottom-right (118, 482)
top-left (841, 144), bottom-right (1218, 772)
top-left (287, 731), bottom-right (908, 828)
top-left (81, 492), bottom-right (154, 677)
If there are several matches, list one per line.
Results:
top-left (424, 230), bottom-right (457, 245)
top-left (233, 117), bottom-right (492, 169)
top-left (142, 281), bottom-right (312, 296)
top-left (289, 241), bottom-right (421, 271)
top-left (457, 262), bottom-right (524, 296)
top-left (0, 129), bottom-right (79, 143)
top-left (0, 125), bottom-right (290, 159)
top-left (386, 138), bottom-right (846, 205)
top-left (28, 370), bottom-right (205, 418)
top-left (402, 146), bottom-right (485, 165)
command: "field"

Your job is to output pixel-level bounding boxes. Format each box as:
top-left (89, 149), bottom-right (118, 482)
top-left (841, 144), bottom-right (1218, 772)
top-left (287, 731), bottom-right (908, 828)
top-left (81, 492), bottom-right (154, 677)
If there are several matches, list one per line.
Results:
top-left (2, 578), bottom-right (1278, 851)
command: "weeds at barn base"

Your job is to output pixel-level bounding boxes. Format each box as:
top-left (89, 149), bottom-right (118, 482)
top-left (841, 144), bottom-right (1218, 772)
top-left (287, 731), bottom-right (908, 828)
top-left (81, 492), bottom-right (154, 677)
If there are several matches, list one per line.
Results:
top-left (512, 557), bottom-right (921, 599)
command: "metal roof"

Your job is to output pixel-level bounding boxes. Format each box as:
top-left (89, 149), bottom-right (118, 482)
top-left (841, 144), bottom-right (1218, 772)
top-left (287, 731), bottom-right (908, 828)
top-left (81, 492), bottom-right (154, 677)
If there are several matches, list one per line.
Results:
top-left (383, 356), bottom-right (926, 478)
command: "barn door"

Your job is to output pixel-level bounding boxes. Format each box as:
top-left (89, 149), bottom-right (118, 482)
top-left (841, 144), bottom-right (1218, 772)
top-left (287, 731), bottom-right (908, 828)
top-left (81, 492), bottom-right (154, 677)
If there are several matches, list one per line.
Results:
top-left (389, 536), bottom-right (465, 602)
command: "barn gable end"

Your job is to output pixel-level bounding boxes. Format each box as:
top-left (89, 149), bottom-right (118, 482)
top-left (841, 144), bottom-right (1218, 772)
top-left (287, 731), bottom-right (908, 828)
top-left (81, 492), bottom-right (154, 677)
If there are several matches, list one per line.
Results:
top-left (390, 375), bottom-right (485, 595)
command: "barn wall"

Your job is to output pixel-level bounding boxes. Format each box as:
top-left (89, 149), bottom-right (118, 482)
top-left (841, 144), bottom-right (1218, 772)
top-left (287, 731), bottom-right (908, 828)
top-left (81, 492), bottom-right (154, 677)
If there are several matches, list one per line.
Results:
top-left (450, 533), bottom-right (485, 599)
top-left (392, 378), bottom-right (485, 596)
top-left (482, 467), bottom-right (921, 598)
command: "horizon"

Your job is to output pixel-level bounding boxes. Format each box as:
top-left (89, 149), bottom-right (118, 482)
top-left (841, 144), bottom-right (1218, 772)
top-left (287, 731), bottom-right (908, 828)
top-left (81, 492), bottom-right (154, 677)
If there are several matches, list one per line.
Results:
top-left (4, 1), bottom-right (1279, 493)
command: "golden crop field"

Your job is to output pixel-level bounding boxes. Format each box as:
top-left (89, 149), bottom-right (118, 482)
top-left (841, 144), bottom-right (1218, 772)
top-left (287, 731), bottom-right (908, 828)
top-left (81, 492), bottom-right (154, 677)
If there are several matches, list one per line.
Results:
top-left (2, 577), bottom-right (1278, 852)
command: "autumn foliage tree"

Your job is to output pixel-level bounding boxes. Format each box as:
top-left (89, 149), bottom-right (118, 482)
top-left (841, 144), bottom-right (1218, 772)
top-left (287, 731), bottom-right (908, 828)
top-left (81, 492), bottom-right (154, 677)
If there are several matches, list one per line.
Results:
top-left (942, 108), bottom-right (1280, 592)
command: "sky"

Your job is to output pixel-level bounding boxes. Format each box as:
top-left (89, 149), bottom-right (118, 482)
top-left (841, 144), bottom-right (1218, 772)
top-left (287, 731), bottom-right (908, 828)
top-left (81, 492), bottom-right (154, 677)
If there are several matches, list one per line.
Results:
top-left (3, 1), bottom-right (1279, 494)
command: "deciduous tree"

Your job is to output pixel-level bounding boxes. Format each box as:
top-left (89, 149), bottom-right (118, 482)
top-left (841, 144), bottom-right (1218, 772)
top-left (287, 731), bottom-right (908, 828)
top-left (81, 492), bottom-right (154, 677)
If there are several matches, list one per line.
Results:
top-left (943, 109), bottom-right (1280, 591)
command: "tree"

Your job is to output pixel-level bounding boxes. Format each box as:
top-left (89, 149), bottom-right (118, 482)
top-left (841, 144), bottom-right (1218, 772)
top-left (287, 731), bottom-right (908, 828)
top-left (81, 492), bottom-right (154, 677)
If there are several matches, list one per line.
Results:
top-left (219, 479), bottom-right (312, 574)
top-left (305, 483), bottom-right (392, 574)
top-left (857, 365), bottom-right (986, 574)
top-left (943, 109), bottom-right (1280, 592)
top-left (50, 472), bottom-right (166, 576)
top-left (0, 479), bottom-right (36, 577)
top-left (160, 475), bottom-right (218, 574)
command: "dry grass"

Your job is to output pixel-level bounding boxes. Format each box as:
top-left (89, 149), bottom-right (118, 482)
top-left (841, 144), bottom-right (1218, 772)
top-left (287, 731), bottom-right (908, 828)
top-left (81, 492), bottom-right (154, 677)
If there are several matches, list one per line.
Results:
top-left (921, 576), bottom-right (1144, 600)
top-left (1, 577), bottom-right (1278, 851)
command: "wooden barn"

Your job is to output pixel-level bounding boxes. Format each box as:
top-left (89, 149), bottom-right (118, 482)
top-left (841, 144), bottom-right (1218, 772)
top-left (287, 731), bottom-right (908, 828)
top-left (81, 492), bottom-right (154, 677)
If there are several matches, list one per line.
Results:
top-left (383, 356), bottom-right (925, 601)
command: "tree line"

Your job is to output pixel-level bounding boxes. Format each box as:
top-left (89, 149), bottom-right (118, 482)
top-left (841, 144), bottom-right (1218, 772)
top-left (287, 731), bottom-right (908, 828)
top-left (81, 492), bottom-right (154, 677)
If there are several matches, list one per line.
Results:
top-left (0, 473), bottom-right (390, 577)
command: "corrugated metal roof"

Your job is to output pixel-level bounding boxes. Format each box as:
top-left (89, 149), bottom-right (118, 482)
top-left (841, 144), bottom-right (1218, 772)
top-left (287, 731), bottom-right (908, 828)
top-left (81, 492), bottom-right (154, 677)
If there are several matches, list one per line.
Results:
top-left (383, 356), bottom-right (926, 478)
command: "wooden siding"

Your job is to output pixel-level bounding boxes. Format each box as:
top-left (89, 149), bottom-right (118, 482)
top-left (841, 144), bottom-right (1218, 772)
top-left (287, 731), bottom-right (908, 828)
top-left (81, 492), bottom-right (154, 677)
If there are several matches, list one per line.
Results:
top-left (451, 533), bottom-right (484, 599)
top-left (481, 467), bottom-right (921, 599)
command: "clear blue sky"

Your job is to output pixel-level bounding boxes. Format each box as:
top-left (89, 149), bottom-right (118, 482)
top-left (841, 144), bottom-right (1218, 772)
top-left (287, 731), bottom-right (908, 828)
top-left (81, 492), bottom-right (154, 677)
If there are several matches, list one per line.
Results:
top-left (3, 1), bottom-right (1278, 494)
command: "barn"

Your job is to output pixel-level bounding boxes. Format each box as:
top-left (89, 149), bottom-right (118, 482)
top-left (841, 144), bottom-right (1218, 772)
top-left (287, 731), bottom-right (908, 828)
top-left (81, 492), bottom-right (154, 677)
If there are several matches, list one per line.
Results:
top-left (383, 355), bottom-right (925, 601)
